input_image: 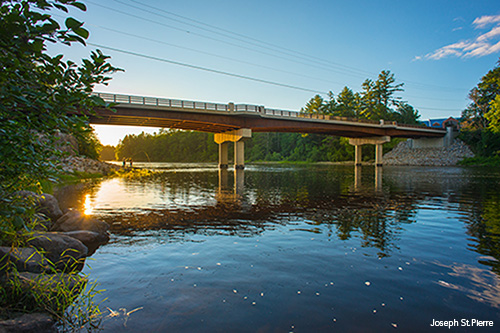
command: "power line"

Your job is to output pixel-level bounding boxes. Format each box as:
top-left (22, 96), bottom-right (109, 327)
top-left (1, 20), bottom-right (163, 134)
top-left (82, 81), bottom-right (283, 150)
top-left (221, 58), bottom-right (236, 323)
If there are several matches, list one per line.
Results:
top-left (91, 25), bottom-right (348, 86)
top-left (88, 43), bottom-right (329, 94)
top-left (120, 0), bottom-right (467, 92)
top-left (85, 0), bottom-right (366, 79)
top-left (115, 0), bottom-right (373, 79)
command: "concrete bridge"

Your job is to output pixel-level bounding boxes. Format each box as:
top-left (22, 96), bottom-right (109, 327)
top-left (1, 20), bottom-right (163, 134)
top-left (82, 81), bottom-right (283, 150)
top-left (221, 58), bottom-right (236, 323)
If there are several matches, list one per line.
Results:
top-left (89, 93), bottom-right (447, 168)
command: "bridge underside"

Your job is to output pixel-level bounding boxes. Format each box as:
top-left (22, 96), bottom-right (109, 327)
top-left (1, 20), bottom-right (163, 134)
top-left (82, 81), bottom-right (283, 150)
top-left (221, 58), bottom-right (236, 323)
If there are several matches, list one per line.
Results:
top-left (90, 106), bottom-right (445, 139)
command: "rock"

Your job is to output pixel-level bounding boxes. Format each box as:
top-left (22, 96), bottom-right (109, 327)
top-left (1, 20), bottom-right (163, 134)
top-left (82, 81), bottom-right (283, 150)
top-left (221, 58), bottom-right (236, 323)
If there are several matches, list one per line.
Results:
top-left (58, 155), bottom-right (120, 175)
top-left (0, 246), bottom-right (51, 274)
top-left (27, 232), bottom-right (88, 272)
top-left (383, 139), bottom-right (475, 166)
top-left (14, 191), bottom-right (63, 222)
top-left (52, 209), bottom-right (109, 234)
top-left (63, 230), bottom-right (110, 256)
top-left (0, 312), bottom-right (56, 333)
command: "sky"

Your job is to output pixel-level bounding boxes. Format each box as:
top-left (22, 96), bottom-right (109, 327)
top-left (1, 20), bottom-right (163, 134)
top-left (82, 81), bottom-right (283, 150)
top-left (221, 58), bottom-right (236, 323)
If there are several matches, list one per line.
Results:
top-left (47, 0), bottom-right (500, 146)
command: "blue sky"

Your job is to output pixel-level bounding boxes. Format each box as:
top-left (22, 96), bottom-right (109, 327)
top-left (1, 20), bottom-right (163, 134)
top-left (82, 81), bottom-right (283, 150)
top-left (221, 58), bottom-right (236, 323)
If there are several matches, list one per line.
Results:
top-left (48, 0), bottom-right (500, 145)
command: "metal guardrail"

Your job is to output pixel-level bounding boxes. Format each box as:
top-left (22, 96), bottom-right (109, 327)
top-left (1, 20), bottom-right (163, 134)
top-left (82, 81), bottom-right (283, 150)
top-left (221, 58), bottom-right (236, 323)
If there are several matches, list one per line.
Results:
top-left (92, 92), bottom-right (444, 131)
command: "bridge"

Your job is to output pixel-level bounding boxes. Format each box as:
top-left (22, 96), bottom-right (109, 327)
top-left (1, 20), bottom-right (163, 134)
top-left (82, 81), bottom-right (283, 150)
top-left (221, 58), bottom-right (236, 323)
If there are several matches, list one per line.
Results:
top-left (89, 93), bottom-right (448, 168)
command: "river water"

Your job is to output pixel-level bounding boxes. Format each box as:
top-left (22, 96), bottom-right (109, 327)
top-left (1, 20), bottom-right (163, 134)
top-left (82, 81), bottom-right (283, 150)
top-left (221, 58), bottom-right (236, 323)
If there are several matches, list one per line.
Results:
top-left (55, 163), bottom-right (500, 332)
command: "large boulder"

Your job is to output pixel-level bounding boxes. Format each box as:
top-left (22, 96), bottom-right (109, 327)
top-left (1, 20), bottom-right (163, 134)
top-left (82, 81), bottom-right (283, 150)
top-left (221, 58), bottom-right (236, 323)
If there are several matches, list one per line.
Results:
top-left (27, 232), bottom-right (88, 272)
top-left (0, 246), bottom-right (51, 274)
top-left (14, 191), bottom-right (63, 223)
top-left (52, 209), bottom-right (109, 234)
top-left (63, 230), bottom-right (110, 256)
top-left (0, 312), bottom-right (55, 333)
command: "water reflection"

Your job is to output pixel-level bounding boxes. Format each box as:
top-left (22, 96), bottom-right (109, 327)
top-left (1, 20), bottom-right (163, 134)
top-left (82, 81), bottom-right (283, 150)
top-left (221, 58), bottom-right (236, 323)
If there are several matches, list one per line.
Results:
top-left (55, 165), bottom-right (427, 257)
top-left (353, 165), bottom-right (383, 193)
top-left (52, 164), bottom-right (500, 332)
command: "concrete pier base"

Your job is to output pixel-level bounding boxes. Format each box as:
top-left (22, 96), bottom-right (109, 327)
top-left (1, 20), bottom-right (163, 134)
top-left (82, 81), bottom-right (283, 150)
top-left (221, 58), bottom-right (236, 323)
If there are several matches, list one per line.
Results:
top-left (215, 129), bottom-right (252, 170)
top-left (349, 136), bottom-right (391, 166)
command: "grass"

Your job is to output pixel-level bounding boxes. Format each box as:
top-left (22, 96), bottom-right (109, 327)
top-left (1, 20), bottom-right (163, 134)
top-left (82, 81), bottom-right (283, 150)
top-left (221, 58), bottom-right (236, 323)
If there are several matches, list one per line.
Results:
top-left (459, 155), bottom-right (500, 167)
top-left (111, 167), bottom-right (157, 179)
top-left (0, 248), bottom-right (104, 332)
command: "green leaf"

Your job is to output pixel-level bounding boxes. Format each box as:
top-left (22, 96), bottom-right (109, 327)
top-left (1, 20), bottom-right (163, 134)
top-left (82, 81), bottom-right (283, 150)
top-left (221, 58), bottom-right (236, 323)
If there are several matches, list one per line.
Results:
top-left (73, 27), bottom-right (89, 39)
top-left (70, 2), bottom-right (87, 11)
top-left (65, 17), bottom-right (83, 30)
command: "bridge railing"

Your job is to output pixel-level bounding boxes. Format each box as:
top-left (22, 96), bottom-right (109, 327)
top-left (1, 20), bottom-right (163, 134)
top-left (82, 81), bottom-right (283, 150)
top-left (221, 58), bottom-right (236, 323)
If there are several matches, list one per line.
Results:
top-left (94, 92), bottom-right (229, 112)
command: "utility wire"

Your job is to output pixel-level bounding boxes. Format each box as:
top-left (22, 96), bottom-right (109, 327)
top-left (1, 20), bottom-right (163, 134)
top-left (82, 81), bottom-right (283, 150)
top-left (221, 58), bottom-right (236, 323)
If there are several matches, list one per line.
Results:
top-left (92, 25), bottom-right (348, 86)
top-left (88, 43), bottom-right (329, 94)
top-left (115, 0), bottom-right (372, 78)
top-left (86, 1), bottom-right (378, 80)
top-left (121, 0), bottom-right (467, 92)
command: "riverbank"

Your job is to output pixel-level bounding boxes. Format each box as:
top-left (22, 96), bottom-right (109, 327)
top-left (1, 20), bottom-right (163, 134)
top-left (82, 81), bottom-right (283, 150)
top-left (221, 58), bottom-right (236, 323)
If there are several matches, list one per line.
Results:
top-left (0, 156), bottom-right (122, 332)
top-left (383, 139), bottom-right (474, 166)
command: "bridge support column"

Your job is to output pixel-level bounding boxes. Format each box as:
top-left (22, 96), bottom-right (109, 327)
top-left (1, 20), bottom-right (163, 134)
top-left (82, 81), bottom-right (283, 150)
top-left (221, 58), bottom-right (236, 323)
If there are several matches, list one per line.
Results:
top-left (218, 142), bottom-right (229, 168)
top-left (214, 129), bottom-right (252, 169)
top-left (349, 136), bottom-right (391, 166)
top-left (234, 141), bottom-right (245, 169)
top-left (375, 144), bottom-right (383, 167)
top-left (354, 145), bottom-right (363, 166)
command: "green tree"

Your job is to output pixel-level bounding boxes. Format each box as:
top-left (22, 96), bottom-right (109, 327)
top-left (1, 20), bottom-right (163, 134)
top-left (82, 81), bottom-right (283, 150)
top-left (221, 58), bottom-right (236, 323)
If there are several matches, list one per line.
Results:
top-left (332, 86), bottom-right (359, 118)
top-left (301, 94), bottom-right (325, 114)
top-left (485, 94), bottom-right (500, 133)
top-left (359, 70), bottom-right (403, 121)
top-left (462, 59), bottom-right (500, 129)
top-left (395, 102), bottom-right (421, 125)
top-left (100, 145), bottom-right (116, 161)
top-left (0, 0), bottom-right (120, 239)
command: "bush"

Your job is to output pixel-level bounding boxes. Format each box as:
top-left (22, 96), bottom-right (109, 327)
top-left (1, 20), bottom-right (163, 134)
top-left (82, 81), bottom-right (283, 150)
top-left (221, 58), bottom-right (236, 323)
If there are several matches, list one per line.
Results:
top-left (458, 129), bottom-right (500, 157)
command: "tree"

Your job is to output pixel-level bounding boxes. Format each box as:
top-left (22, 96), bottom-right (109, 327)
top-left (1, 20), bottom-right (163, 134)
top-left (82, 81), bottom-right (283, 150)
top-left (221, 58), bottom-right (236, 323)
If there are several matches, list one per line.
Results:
top-left (462, 59), bottom-right (500, 129)
top-left (486, 95), bottom-right (500, 133)
top-left (395, 103), bottom-right (421, 125)
top-left (332, 86), bottom-right (359, 118)
top-left (359, 70), bottom-right (403, 121)
top-left (300, 70), bottom-right (419, 124)
top-left (301, 94), bottom-right (325, 114)
top-left (0, 0), bottom-right (120, 239)
top-left (100, 145), bottom-right (116, 161)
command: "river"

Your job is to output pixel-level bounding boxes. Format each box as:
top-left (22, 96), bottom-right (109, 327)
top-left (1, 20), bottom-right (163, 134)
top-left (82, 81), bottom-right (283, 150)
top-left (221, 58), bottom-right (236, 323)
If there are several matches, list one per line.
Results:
top-left (54, 163), bottom-right (500, 332)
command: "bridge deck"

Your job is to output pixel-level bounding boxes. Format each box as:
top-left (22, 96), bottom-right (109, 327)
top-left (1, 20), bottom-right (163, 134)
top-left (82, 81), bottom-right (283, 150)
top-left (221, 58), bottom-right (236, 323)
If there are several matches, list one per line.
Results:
top-left (89, 93), bottom-right (446, 138)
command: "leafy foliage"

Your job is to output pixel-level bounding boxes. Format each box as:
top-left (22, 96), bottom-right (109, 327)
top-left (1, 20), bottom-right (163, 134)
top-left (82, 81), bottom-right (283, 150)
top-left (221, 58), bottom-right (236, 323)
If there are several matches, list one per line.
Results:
top-left (458, 129), bottom-right (500, 157)
top-left (301, 70), bottom-right (418, 124)
top-left (0, 0), bottom-right (120, 238)
top-left (462, 58), bottom-right (500, 130)
top-left (115, 130), bottom-right (359, 163)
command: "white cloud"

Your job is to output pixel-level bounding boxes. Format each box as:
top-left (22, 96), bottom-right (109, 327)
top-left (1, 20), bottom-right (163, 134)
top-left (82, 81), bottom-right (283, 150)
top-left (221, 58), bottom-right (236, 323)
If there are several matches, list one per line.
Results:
top-left (473, 15), bottom-right (500, 28)
top-left (421, 14), bottom-right (500, 60)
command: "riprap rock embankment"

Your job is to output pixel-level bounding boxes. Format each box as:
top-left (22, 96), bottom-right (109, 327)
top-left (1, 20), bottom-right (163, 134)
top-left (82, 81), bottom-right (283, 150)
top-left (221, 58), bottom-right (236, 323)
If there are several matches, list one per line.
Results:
top-left (383, 140), bottom-right (474, 166)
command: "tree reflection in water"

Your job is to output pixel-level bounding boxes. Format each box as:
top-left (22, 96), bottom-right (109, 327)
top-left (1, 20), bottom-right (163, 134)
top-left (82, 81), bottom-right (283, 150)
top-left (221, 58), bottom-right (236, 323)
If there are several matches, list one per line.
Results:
top-left (56, 165), bottom-right (424, 257)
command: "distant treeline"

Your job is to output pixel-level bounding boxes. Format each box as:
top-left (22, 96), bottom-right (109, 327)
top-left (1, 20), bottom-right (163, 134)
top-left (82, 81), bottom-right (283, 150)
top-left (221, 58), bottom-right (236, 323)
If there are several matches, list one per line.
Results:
top-left (110, 129), bottom-right (402, 163)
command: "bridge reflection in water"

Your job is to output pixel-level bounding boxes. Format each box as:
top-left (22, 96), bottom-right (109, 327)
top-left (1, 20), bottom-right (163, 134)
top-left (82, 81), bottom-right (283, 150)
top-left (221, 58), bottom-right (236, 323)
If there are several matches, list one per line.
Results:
top-left (54, 164), bottom-right (500, 262)
top-left (217, 165), bottom-right (384, 206)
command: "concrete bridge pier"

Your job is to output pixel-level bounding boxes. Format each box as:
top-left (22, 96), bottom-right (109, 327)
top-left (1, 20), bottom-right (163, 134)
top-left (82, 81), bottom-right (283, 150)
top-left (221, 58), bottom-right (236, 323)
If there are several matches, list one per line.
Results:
top-left (214, 129), bottom-right (252, 169)
top-left (349, 136), bottom-right (391, 166)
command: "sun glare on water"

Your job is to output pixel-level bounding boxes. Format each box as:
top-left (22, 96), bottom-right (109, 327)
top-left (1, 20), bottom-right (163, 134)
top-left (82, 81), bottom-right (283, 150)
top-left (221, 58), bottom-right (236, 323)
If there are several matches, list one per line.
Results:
top-left (84, 193), bottom-right (93, 215)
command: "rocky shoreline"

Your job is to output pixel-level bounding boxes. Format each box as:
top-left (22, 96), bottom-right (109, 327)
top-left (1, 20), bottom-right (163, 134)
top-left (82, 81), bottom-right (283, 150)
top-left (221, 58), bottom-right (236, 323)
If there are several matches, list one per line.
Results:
top-left (0, 156), bottom-right (118, 332)
top-left (58, 155), bottom-right (120, 175)
top-left (383, 139), bottom-right (475, 166)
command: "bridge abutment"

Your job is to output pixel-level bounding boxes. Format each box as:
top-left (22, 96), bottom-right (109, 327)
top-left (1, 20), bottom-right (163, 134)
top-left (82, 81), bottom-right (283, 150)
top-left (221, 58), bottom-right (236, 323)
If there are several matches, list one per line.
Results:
top-left (349, 136), bottom-right (391, 166)
top-left (214, 129), bottom-right (252, 169)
